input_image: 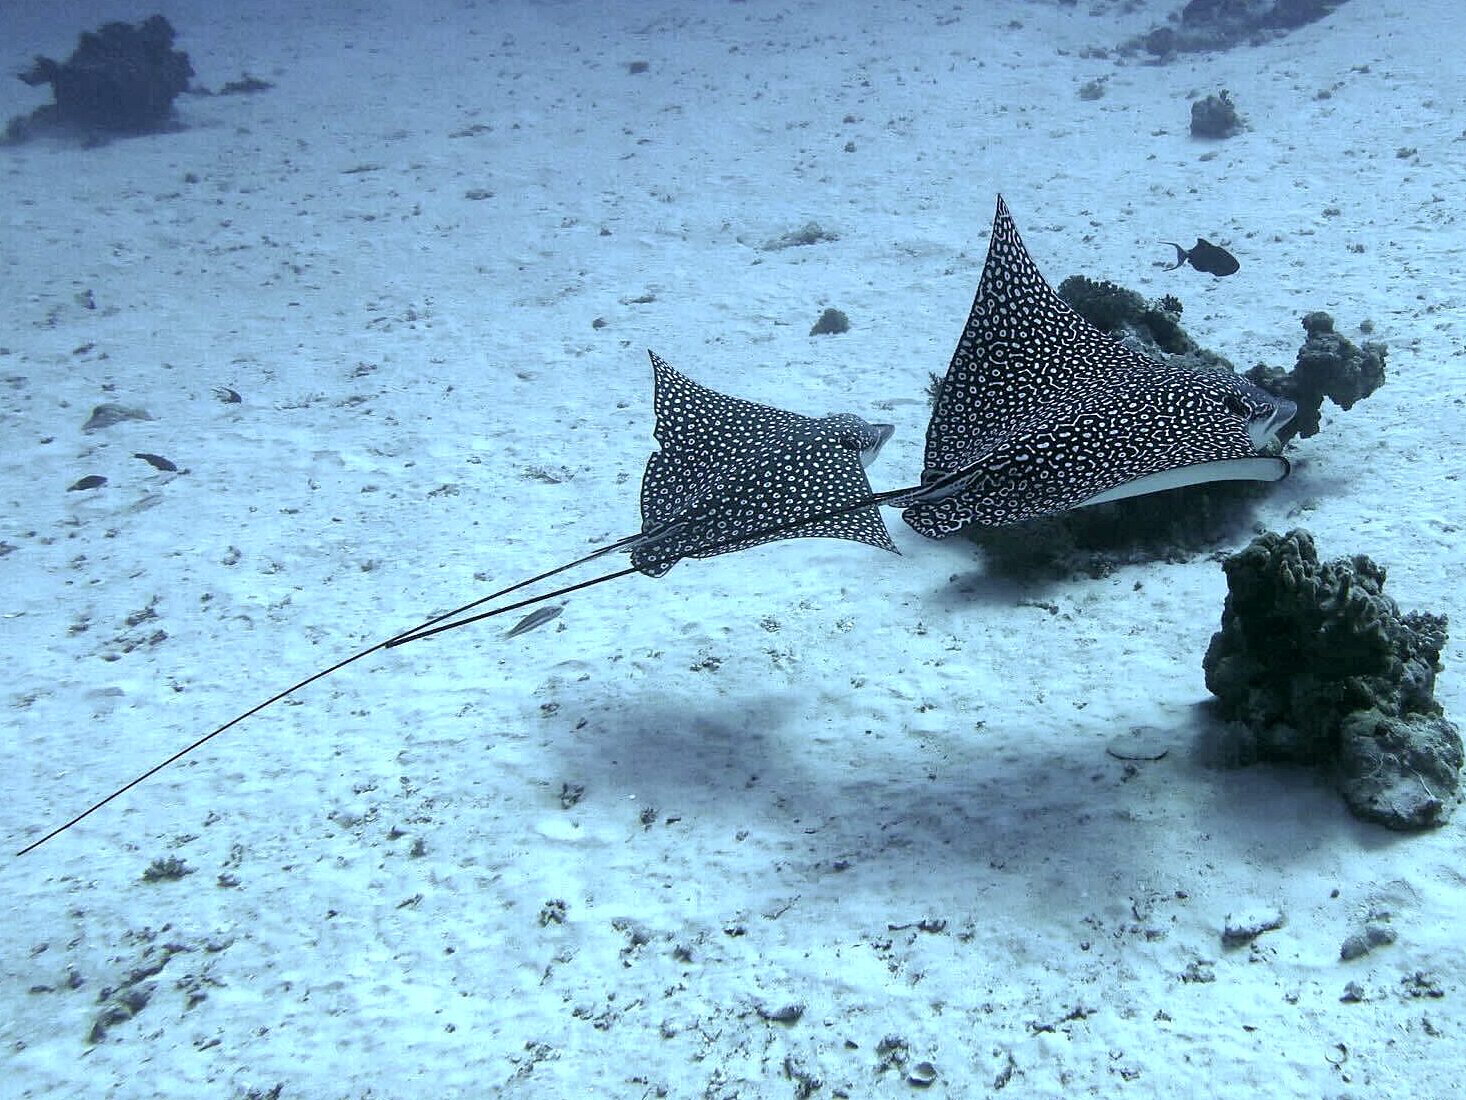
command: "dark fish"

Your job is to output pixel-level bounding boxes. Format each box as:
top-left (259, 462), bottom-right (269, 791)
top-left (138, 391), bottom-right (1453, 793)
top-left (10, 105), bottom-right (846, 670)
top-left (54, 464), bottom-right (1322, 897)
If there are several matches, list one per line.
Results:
top-left (505, 605), bottom-right (563, 637)
top-left (1162, 237), bottom-right (1240, 276)
top-left (67, 475), bottom-right (107, 491)
top-left (133, 452), bottom-right (178, 472)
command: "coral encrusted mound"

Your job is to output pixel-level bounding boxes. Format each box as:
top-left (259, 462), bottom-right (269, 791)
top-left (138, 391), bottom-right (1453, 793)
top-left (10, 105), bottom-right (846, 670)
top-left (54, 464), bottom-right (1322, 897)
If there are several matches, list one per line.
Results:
top-left (1124, 1), bottom-right (1348, 59)
top-left (1244, 312), bottom-right (1386, 443)
top-left (1190, 90), bottom-right (1243, 139)
top-left (9, 15), bottom-right (193, 141)
top-left (1204, 528), bottom-right (1461, 829)
top-left (1058, 276), bottom-right (1194, 355)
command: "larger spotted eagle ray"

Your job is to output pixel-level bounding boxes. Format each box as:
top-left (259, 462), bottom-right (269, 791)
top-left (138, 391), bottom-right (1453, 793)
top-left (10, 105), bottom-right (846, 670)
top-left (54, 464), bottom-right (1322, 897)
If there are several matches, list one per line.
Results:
top-left (17, 195), bottom-right (1294, 855)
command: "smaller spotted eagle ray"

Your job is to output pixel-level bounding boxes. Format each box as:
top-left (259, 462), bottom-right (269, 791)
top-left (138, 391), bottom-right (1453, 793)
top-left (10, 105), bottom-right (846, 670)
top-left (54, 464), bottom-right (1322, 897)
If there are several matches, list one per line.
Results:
top-left (386, 351), bottom-right (899, 644)
top-left (636, 352), bottom-right (899, 568)
top-left (16, 355), bottom-right (899, 854)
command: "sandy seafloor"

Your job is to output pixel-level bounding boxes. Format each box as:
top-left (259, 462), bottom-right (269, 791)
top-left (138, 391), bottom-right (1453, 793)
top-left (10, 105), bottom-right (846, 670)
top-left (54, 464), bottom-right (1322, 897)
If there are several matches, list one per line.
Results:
top-left (2, 0), bottom-right (1465, 1096)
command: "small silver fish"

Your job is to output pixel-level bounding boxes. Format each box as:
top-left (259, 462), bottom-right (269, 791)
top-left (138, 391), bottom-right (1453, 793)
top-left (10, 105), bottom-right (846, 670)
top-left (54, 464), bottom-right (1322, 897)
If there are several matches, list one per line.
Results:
top-left (505, 605), bottom-right (564, 638)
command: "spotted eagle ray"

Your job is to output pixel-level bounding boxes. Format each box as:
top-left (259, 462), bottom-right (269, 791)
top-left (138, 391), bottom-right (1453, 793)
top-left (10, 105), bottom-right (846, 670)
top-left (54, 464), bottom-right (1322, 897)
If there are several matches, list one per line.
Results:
top-left (16, 354), bottom-right (900, 854)
top-left (17, 196), bottom-right (1296, 855)
top-left (896, 195), bottom-right (1293, 536)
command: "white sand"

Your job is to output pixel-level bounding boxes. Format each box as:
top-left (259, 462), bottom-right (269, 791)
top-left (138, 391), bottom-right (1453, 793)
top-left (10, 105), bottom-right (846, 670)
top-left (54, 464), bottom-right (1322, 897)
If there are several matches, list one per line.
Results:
top-left (2, 0), bottom-right (1463, 1095)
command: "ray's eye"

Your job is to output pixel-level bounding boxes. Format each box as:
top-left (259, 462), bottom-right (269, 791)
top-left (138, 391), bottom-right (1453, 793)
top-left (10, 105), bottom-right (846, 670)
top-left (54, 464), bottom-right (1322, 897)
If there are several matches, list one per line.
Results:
top-left (1222, 394), bottom-right (1250, 418)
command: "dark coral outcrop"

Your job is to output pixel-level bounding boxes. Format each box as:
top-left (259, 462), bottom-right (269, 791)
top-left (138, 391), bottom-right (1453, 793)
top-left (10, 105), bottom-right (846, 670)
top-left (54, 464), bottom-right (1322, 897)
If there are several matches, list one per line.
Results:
top-left (1190, 90), bottom-right (1243, 138)
top-left (10, 15), bottom-right (192, 141)
top-left (1204, 529), bottom-right (1460, 829)
top-left (1058, 275), bottom-right (1193, 355)
top-left (1125, 0), bottom-right (1347, 59)
top-left (1244, 312), bottom-right (1386, 442)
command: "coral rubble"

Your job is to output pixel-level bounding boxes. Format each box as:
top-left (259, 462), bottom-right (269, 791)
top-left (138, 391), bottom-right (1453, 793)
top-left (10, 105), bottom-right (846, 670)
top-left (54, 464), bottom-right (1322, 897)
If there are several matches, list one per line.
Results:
top-left (1126, 1), bottom-right (1347, 60)
top-left (1190, 90), bottom-right (1243, 139)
